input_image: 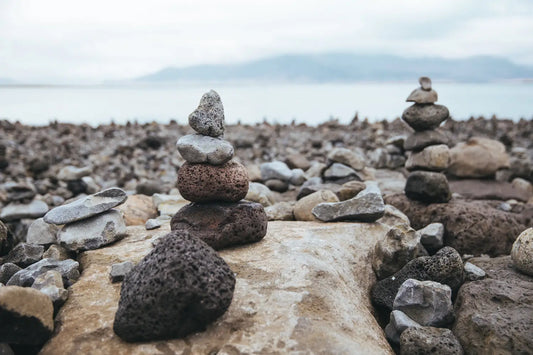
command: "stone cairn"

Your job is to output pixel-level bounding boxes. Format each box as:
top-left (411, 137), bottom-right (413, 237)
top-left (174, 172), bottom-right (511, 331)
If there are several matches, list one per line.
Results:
top-left (113, 90), bottom-right (268, 342)
top-left (402, 77), bottom-right (451, 203)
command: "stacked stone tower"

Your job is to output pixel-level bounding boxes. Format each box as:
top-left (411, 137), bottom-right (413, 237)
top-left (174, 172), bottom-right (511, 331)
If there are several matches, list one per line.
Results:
top-left (402, 77), bottom-right (451, 203)
top-left (172, 90), bottom-right (268, 249)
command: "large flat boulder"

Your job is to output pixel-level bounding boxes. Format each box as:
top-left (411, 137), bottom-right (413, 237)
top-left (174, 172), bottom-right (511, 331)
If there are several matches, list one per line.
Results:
top-left (40, 222), bottom-right (393, 355)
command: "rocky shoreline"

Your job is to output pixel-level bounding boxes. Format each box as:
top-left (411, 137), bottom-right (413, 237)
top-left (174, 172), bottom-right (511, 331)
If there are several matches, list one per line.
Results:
top-left (1, 86), bottom-right (533, 354)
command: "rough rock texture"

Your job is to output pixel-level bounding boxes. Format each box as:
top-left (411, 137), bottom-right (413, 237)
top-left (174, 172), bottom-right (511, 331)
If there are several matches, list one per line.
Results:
top-left (0, 220), bottom-right (8, 255)
top-left (177, 134), bottom-right (234, 165)
top-left (265, 201), bottom-right (296, 221)
top-left (511, 227), bottom-right (533, 276)
top-left (294, 190), bottom-right (339, 221)
top-left (404, 129), bottom-right (449, 151)
top-left (116, 194), bottom-right (157, 226)
top-left (453, 256), bottom-right (532, 355)
top-left (109, 261), bottom-right (134, 283)
top-left (393, 279), bottom-right (454, 326)
top-left (31, 270), bottom-right (68, 311)
top-left (44, 187), bottom-right (127, 225)
top-left (400, 326), bottom-right (464, 355)
top-left (385, 194), bottom-right (529, 256)
top-left (170, 201), bottom-right (268, 250)
top-left (372, 224), bottom-right (422, 279)
top-left (337, 180), bottom-right (366, 201)
top-left (401, 104), bottom-right (449, 131)
top-left (7, 258), bottom-right (79, 287)
top-left (26, 218), bottom-right (59, 245)
top-left (0, 286), bottom-right (54, 345)
top-left (58, 209), bottom-right (127, 252)
top-left (114, 230), bottom-right (236, 342)
top-left (40, 222), bottom-right (394, 354)
top-left (385, 310), bottom-right (420, 344)
top-left (404, 171), bottom-right (451, 203)
top-left (177, 161), bottom-right (249, 203)
top-left (417, 222), bottom-right (444, 253)
top-left (0, 263), bottom-right (21, 284)
top-left (3, 243), bottom-right (44, 267)
top-left (327, 147), bottom-right (365, 170)
top-left (312, 182), bottom-right (385, 222)
top-left (372, 247), bottom-right (464, 311)
top-left (188, 90), bottom-right (225, 137)
top-left (448, 137), bottom-right (510, 178)
top-left (405, 144), bottom-right (450, 171)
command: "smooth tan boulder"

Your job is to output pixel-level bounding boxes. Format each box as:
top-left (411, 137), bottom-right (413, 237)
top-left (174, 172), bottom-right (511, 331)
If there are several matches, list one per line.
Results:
top-left (293, 190), bottom-right (339, 221)
top-left (40, 222), bottom-right (393, 355)
top-left (115, 194), bottom-right (157, 226)
top-left (448, 137), bottom-right (510, 178)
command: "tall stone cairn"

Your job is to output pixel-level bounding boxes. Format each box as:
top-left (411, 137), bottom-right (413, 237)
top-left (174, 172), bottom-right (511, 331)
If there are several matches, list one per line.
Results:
top-left (402, 77), bottom-right (451, 203)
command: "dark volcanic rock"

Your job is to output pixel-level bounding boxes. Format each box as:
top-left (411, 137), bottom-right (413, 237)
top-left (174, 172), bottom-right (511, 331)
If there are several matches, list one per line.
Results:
top-left (177, 161), bottom-right (249, 203)
top-left (371, 247), bottom-right (464, 311)
top-left (0, 263), bottom-right (22, 284)
top-left (402, 104), bottom-right (449, 131)
top-left (453, 256), bottom-right (532, 355)
top-left (400, 327), bottom-right (464, 355)
top-left (3, 243), bottom-right (44, 268)
top-left (404, 171), bottom-right (451, 203)
top-left (0, 286), bottom-right (54, 345)
top-left (113, 230), bottom-right (235, 342)
top-left (171, 201), bottom-right (268, 250)
top-left (0, 220), bottom-right (8, 255)
top-left (385, 194), bottom-right (528, 256)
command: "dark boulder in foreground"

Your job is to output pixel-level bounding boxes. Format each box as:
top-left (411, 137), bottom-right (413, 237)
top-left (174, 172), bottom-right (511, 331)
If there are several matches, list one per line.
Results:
top-left (171, 201), bottom-right (267, 250)
top-left (113, 230), bottom-right (235, 342)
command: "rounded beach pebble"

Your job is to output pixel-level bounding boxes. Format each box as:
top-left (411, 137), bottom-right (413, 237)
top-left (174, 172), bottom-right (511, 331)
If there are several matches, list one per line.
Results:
top-left (511, 227), bottom-right (533, 276)
top-left (177, 133), bottom-right (234, 165)
top-left (113, 230), bottom-right (235, 342)
top-left (177, 161), bottom-right (249, 203)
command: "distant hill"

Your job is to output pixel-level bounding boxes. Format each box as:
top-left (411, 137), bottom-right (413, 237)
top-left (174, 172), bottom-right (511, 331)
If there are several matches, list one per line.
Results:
top-left (136, 53), bottom-right (533, 83)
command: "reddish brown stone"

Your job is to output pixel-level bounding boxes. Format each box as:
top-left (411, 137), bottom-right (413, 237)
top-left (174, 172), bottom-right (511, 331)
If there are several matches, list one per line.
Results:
top-left (177, 161), bottom-right (249, 203)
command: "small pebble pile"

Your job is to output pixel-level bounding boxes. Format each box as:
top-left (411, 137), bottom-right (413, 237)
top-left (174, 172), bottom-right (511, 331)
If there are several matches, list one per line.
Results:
top-left (402, 77), bottom-right (451, 203)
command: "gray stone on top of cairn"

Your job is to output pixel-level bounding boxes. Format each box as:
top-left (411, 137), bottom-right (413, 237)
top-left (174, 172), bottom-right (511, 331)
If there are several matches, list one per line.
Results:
top-left (188, 90), bottom-right (225, 137)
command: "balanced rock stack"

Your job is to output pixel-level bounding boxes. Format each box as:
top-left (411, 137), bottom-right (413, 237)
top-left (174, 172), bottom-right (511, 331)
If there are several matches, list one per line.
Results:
top-left (43, 188), bottom-right (128, 251)
top-left (171, 90), bottom-right (268, 250)
top-left (402, 77), bottom-right (451, 203)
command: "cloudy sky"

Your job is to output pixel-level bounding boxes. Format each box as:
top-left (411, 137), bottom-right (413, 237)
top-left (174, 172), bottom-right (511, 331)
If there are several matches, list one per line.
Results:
top-left (1, 0), bottom-right (533, 83)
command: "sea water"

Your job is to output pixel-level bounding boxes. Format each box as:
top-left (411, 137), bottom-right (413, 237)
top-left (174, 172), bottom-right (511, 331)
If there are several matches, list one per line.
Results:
top-left (0, 82), bottom-right (532, 126)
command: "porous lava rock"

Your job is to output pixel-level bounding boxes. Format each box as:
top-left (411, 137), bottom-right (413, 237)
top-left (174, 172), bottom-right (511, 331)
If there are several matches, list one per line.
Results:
top-left (170, 201), bottom-right (268, 250)
top-left (113, 230), bottom-right (235, 342)
top-left (385, 194), bottom-right (528, 256)
top-left (177, 161), bottom-right (249, 203)
top-left (401, 104), bottom-right (449, 131)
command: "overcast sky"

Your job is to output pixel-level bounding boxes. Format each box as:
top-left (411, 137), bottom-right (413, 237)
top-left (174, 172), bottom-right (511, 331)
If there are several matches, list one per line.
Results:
top-left (1, 0), bottom-right (533, 83)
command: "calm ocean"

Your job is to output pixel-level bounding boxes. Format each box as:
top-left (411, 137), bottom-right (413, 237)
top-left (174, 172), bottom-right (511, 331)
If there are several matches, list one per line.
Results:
top-left (0, 82), bottom-right (532, 126)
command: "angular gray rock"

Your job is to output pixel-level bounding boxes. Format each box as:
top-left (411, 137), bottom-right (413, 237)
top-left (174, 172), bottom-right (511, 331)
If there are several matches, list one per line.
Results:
top-left (463, 261), bottom-right (486, 281)
top-left (0, 286), bottom-right (54, 345)
top-left (145, 218), bottom-right (162, 230)
top-left (176, 134), bottom-right (234, 165)
top-left (113, 230), bottom-right (235, 342)
top-left (405, 171), bottom-right (451, 203)
top-left (0, 200), bottom-right (49, 222)
top-left (44, 187), bottom-right (127, 225)
top-left (323, 163), bottom-right (360, 183)
top-left (372, 224), bottom-right (423, 279)
top-left (188, 90), bottom-right (225, 137)
top-left (7, 258), bottom-right (79, 287)
top-left (31, 270), bottom-right (68, 312)
top-left (400, 326), bottom-right (463, 355)
top-left (294, 190), bottom-right (340, 221)
top-left (42, 245), bottom-right (70, 261)
top-left (3, 243), bottom-right (44, 268)
top-left (109, 261), bottom-right (134, 283)
top-left (58, 209), bottom-right (127, 252)
top-left (406, 88), bottom-right (438, 104)
top-left (260, 161), bottom-right (293, 182)
top-left (312, 181), bottom-right (385, 222)
top-left (393, 279), bottom-right (454, 326)
top-left (372, 247), bottom-right (464, 311)
top-left (385, 310), bottom-right (420, 344)
top-left (402, 104), bottom-right (449, 131)
top-left (416, 222), bottom-right (444, 252)
top-left (26, 218), bottom-right (59, 245)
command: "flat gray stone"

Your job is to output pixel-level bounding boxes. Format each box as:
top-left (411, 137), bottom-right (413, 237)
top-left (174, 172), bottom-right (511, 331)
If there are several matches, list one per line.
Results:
top-left (260, 161), bottom-right (292, 182)
top-left (44, 188), bottom-right (127, 225)
top-left (7, 258), bottom-right (79, 287)
top-left (312, 181), bottom-right (385, 222)
top-left (176, 134), bottom-right (234, 165)
top-left (327, 148), bottom-right (365, 170)
top-left (110, 261), bottom-right (134, 283)
top-left (188, 90), bottom-right (225, 137)
top-left (145, 218), bottom-right (162, 230)
top-left (406, 88), bottom-right (438, 104)
top-left (3, 243), bottom-right (44, 268)
top-left (323, 163), bottom-right (359, 182)
top-left (58, 209), bottom-right (127, 252)
top-left (26, 218), bottom-right (59, 245)
top-left (0, 200), bottom-right (49, 222)
top-left (404, 130), bottom-right (449, 151)
top-left (464, 261), bottom-right (486, 281)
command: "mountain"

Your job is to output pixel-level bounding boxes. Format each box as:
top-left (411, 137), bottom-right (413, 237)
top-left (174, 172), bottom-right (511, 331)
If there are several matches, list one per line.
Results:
top-left (136, 53), bottom-right (533, 83)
